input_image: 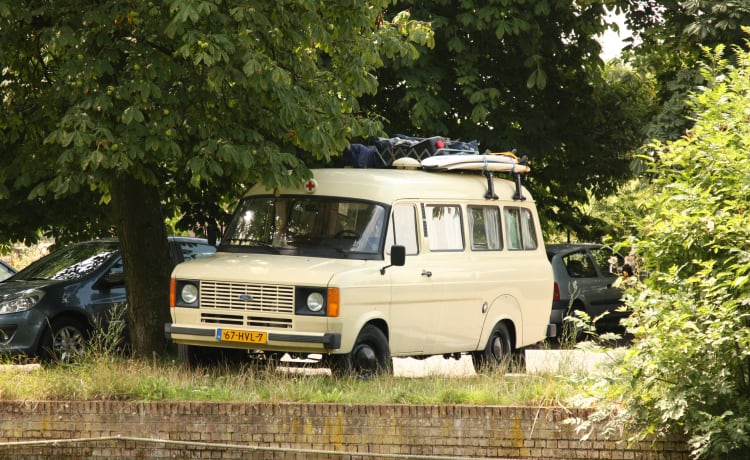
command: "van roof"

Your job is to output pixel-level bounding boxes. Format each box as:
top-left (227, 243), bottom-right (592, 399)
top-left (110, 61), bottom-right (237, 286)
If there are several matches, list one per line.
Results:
top-left (246, 168), bottom-right (534, 203)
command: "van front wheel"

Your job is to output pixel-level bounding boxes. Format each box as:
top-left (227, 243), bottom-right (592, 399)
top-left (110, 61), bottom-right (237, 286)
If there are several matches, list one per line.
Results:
top-left (472, 323), bottom-right (513, 373)
top-left (328, 325), bottom-right (392, 378)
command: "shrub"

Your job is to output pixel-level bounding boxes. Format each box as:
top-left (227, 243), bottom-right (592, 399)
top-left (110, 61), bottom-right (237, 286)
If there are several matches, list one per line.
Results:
top-left (581, 44), bottom-right (750, 459)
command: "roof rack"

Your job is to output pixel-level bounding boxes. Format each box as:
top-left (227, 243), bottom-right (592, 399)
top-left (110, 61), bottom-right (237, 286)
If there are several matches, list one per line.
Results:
top-left (341, 135), bottom-right (530, 201)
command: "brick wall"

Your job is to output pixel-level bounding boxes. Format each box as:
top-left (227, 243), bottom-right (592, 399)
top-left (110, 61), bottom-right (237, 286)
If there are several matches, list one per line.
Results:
top-left (0, 401), bottom-right (688, 459)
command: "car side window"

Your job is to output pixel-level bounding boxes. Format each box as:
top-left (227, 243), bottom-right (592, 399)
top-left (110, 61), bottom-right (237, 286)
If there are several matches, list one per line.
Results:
top-left (564, 252), bottom-right (597, 278)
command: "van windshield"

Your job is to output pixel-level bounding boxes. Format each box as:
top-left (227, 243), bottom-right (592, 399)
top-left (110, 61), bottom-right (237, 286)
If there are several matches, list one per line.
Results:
top-left (220, 196), bottom-right (387, 260)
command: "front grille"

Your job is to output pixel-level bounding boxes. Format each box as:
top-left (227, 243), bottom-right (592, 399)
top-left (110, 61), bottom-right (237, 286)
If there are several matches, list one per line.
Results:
top-left (201, 313), bottom-right (244, 325)
top-left (247, 316), bottom-right (293, 329)
top-left (200, 281), bottom-right (295, 313)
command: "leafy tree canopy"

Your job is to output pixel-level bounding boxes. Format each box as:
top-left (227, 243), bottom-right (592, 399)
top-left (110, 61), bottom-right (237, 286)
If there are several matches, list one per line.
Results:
top-left (364, 0), bottom-right (653, 239)
top-left (0, 0), bottom-right (432, 242)
top-left (621, 1), bottom-right (750, 142)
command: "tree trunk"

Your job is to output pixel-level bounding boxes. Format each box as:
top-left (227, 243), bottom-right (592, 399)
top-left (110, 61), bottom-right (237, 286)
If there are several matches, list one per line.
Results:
top-left (110, 173), bottom-right (172, 358)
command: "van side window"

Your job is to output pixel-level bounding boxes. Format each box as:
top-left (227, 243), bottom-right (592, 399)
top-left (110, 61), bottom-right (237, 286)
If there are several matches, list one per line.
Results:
top-left (468, 206), bottom-right (503, 251)
top-left (391, 204), bottom-right (419, 255)
top-left (425, 204), bottom-right (464, 251)
top-left (504, 207), bottom-right (538, 250)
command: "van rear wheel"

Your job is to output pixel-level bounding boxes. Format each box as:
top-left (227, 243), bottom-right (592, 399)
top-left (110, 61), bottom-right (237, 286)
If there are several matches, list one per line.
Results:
top-left (472, 323), bottom-right (514, 373)
top-left (328, 325), bottom-right (392, 378)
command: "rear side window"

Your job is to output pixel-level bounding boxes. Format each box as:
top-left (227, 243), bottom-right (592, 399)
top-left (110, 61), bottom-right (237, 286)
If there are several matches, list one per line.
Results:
top-left (424, 204), bottom-right (464, 251)
top-left (504, 207), bottom-right (538, 250)
top-left (468, 206), bottom-right (503, 251)
top-left (563, 251), bottom-right (598, 278)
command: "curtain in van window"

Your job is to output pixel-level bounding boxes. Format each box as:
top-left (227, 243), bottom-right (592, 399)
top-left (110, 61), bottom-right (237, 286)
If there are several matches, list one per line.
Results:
top-left (425, 205), bottom-right (464, 251)
top-left (521, 208), bottom-right (538, 249)
top-left (504, 207), bottom-right (538, 250)
top-left (469, 206), bottom-right (502, 250)
top-left (505, 208), bottom-right (522, 250)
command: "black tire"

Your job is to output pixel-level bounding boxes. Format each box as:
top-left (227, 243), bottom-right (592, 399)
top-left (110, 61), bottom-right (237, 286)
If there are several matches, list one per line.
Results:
top-left (41, 317), bottom-right (90, 363)
top-left (328, 325), bottom-right (392, 378)
top-left (472, 322), bottom-right (514, 373)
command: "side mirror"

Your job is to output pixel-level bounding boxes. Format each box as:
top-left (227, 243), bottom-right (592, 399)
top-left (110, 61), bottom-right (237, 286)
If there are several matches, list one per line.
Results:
top-left (390, 245), bottom-right (406, 267)
top-left (101, 271), bottom-right (125, 286)
top-left (380, 245), bottom-right (405, 275)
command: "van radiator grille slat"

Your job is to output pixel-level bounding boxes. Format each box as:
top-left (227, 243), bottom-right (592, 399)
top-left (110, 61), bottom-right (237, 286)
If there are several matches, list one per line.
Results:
top-left (200, 282), bottom-right (295, 313)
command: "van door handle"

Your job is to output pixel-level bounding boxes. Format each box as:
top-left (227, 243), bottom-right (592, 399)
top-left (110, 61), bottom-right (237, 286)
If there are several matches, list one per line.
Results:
top-left (421, 270), bottom-right (432, 277)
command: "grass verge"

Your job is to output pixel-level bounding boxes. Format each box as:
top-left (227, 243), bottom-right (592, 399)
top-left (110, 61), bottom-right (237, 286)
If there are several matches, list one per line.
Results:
top-left (0, 354), bottom-right (575, 406)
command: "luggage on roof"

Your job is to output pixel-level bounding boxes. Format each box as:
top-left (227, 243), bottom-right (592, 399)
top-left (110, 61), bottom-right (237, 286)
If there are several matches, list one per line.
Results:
top-left (341, 135), bottom-right (480, 169)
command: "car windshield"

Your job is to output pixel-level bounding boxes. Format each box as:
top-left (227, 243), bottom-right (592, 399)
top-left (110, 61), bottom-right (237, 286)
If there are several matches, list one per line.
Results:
top-left (11, 241), bottom-right (120, 282)
top-left (220, 196), bottom-right (387, 260)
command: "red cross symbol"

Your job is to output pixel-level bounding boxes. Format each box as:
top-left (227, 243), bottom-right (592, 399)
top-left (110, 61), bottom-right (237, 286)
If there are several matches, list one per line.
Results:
top-left (304, 179), bottom-right (317, 193)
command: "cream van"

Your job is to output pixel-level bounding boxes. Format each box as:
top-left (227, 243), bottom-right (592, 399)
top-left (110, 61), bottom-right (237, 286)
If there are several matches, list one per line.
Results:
top-left (165, 167), bottom-right (554, 376)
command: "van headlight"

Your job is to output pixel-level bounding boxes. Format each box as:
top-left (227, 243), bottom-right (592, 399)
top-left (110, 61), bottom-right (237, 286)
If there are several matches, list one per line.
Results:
top-left (295, 287), bottom-right (329, 316)
top-left (0, 289), bottom-right (45, 314)
top-left (181, 284), bottom-right (199, 304)
top-left (306, 292), bottom-right (324, 312)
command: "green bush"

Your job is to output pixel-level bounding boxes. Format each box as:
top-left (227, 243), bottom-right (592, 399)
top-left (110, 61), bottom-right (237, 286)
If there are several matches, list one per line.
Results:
top-left (583, 44), bottom-right (750, 459)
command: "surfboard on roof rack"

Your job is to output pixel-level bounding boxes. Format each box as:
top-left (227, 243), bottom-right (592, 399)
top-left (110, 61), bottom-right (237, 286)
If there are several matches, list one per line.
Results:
top-left (421, 152), bottom-right (531, 174)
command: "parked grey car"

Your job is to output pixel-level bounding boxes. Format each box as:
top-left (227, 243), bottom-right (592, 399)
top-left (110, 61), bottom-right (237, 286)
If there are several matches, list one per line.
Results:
top-left (546, 243), bottom-right (626, 339)
top-left (0, 236), bottom-right (215, 361)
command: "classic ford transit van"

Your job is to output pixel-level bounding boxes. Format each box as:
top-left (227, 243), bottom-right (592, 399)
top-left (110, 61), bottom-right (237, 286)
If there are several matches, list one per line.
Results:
top-left (165, 167), bottom-right (554, 376)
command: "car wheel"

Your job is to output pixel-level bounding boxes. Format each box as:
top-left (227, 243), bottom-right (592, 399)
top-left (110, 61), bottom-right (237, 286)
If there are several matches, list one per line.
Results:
top-left (328, 325), bottom-right (392, 378)
top-left (472, 322), bottom-right (516, 373)
top-left (41, 317), bottom-right (89, 363)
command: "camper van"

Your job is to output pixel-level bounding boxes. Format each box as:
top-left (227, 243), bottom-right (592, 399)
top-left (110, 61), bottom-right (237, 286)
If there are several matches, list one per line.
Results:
top-left (165, 166), bottom-right (554, 376)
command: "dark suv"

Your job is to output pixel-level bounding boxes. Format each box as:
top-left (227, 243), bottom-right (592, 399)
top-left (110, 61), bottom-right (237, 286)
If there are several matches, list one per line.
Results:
top-left (547, 243), bottom-right (626, 339)
top-left (0, 236), bottom-right (215, 360)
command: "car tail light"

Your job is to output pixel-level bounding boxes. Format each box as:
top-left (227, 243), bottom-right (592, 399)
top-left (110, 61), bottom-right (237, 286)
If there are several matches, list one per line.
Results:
top-left (553, 281), bottom-right (560, 301)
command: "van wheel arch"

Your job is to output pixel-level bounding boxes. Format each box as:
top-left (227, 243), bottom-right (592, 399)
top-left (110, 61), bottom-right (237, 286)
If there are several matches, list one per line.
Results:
top-left (472, 321), bottom-right (524, 373)
top-left (327, 322), bottom-right (392, 378)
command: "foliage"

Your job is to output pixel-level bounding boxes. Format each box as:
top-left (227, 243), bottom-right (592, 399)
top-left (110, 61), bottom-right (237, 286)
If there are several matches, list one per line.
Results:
top-left (0, 1), bottom-right (433, 243)
top-left (620, 1), bottom-right (750, 143)
top-left (364, 0), bottom-right (653, 238)
top-left (579, 44), bottom-right (750, 459)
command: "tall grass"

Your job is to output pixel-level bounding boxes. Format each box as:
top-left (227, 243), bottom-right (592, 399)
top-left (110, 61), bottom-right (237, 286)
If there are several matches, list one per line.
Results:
top-left (0, 353), bottom-right (577, 405)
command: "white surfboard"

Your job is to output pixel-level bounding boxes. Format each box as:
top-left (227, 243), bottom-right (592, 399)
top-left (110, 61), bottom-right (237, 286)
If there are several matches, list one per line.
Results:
top-left (442, 161), bottom-right (531, 173)
top-left (421, 153), bottom-right (528, 173)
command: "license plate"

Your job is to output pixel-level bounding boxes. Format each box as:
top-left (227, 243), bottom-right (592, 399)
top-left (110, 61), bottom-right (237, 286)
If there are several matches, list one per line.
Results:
top-left (216, 328), bottom-right (267, 344)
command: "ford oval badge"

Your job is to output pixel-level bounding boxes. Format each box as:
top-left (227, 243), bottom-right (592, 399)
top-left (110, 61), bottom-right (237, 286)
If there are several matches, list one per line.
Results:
top-left (239, 294), bottom-right (253, 302)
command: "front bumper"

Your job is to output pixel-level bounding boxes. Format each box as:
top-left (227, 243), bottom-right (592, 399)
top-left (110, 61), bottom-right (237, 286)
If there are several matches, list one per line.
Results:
top-left (0, 309), bottom-right (49, 356)
top-left (164, 323), bottom-right (342, 350)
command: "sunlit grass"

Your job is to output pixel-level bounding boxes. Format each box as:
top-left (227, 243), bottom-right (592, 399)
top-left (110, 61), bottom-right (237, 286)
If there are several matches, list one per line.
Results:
top-left (0, 354), bottom-right (576, 406)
